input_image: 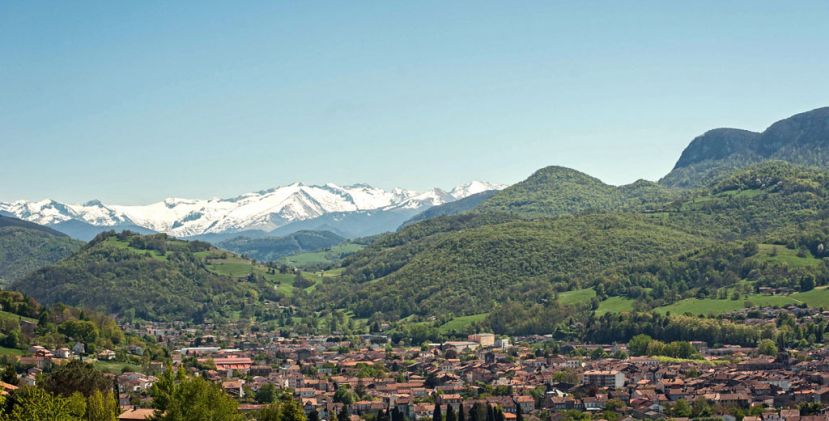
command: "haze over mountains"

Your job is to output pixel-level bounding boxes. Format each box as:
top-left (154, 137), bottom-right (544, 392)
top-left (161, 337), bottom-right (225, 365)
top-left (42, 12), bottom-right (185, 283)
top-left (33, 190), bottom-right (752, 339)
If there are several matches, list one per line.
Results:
top-left (0, 181), bottom-right (504, 240)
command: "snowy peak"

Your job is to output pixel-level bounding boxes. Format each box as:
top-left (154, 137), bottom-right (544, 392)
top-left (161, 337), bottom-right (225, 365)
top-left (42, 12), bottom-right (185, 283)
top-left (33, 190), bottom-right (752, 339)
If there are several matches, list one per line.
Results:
top-left (450, 181), bottom-right (508, 199)
top-left (0, 180), bottom-right (506, 237)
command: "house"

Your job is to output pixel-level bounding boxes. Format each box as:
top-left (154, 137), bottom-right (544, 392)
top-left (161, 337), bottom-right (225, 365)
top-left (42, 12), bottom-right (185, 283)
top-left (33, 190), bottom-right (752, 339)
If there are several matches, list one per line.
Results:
top-left (98, 349), bottom-right (116, 361)
top-left (118, 408), bottom-right (155, 420)
top-left (468, 334), bottom-right (496, 348)
top-left (54, 348), bottom-right (72, 359)
top-left (513, 395), bottom-right (535, 413)
top-left (222, 380), bottom-right (245, 398)
top-left (583, 370), bottom-right (625, 389)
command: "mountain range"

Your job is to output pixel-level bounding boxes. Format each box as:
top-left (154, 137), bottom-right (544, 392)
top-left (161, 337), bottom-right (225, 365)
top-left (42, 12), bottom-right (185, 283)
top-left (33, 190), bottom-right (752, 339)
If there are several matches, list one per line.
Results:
top-left (0, 181), bottom-right (504, 240)
top-left (5, 106), bottom-right (829, 332)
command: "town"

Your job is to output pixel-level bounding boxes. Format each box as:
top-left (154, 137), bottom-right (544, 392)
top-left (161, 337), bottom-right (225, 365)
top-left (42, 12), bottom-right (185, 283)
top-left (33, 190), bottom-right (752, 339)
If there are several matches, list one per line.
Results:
top-left (7, 304), bottom-right (829, 421)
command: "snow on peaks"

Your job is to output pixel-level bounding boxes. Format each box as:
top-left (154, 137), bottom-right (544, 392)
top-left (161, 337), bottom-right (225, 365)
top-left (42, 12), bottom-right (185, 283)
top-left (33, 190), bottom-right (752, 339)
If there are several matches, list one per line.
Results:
top-left (0, 180), bottom-right (506, 236)
top-left (450, 181), bottom-right (508, 199)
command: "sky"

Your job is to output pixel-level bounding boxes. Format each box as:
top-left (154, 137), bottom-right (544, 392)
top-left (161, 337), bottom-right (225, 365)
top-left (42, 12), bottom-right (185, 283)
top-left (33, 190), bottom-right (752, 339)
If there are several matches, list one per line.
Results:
top-left (2, 1), bottom-right (829, 204)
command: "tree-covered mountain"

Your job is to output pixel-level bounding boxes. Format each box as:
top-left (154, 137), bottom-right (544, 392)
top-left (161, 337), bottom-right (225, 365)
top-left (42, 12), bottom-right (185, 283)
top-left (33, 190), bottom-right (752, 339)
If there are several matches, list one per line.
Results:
top-left (661, 107), bottom-right (829, 187)
top-left (476, 166), bottom-right (624, 217)
top-left (0, 216), bottom-right (83, 285)
top-left (12, 231), bottom-right (307, 323)
top-left (309, 161), bottom-right (829, 331)
top-left (218, 230), bottom-right (346, 262)
top-left (316, 213), bottom-right (711, 319)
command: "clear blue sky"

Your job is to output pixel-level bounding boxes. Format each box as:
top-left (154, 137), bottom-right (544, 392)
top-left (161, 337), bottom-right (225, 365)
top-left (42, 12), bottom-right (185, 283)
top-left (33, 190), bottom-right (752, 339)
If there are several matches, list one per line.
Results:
top-left (2, 1), bottom-right (828, 204)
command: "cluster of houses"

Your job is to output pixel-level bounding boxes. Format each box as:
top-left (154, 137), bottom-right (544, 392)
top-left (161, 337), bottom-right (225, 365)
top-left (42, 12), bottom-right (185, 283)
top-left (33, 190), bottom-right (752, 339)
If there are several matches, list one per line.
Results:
top-left (102, 326), bottom-right (829, 420)
top-left (10, 316), bottom-right (829, 420)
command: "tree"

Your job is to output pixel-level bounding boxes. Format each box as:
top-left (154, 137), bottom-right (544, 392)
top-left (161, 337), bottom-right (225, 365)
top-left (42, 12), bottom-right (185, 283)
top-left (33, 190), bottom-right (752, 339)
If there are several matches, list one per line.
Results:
top-left (42, 361), bottom-right (112, 398)
top-left (392, 407), bottom-right (404, 421)
top-left (627, 334), bottom-right (652, 356)
top-left (58, 320), bottom-right (99, 345)
top-left (2, 329), bottom-right (21, 349)
top-left (433, 403), bottom-right (442, 421)
top-left (86, 389), bottom-right (119, 421)
top-left (3, 386), bottom-right (82, 421)
top-left (457, 403), bottom-right (465, 421)
top-left (256, 383), bottom-right (278, 404)
top-left (800, 275), bottom-right (816, 292)
top-left (758, 339), bottom-right (779, 356)
top-left (257, 397), bottom-right (306, 421)
top-left (337, 406), bottom-right (350, 421)
top-left (308, 409), bottom-right (320, 421)
top-left (151, 372), bottom-right (244, 421)
top-left (334, 385), bottom-right (356, 405)
top-left (670, 399), bottom-right (691, 417)
top-left (469, 403), bottom-right (482, 421)
top-left (2, 365), bottom-right (18, 385)
top-left (515, 404), bottom-right (523, 421)
top-left (446, 404), bottom-right (457, 421)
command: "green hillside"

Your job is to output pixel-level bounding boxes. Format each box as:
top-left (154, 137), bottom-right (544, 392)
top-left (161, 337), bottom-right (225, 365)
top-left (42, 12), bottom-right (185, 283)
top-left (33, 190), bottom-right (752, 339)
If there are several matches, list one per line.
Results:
top-left (12, 231), bottom-right (317, 322)
top-left (218, 230), bottom-right (346, 263)
top-left (0, 216), bottom-right (83, 285)
top-left (308, 161), bottom-right (829, 335)
top-left (316, 213), bottom-right (710, 319)
top-left (476, 166), bottom-right (624, 217)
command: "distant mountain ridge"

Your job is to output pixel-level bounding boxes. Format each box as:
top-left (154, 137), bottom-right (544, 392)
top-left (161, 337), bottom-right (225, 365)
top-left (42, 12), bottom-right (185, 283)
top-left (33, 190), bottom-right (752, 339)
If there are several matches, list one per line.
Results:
top-left (661, 107), bottom-right (829, 187)
top-left (0, 181), bottom-right (505, 239)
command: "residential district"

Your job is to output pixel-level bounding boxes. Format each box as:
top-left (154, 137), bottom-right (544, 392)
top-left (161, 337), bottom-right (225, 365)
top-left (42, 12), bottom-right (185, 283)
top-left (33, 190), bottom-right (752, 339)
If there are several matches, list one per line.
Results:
top-left (6, 310), bottom-right (829, 421)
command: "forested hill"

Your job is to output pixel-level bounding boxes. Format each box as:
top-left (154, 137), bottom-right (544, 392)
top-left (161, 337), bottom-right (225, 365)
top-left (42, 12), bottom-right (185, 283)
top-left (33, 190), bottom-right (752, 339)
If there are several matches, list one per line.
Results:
top-left (0, 216), bottom-right (83, 285)
top-left (661, 106), bottom-right (829, 187)
top-left (310, 161), bottom-right (829, 330)
top-left (218, 230), bottom-right (345, 262)
top-left (12, 231), bottom-right (315, 323)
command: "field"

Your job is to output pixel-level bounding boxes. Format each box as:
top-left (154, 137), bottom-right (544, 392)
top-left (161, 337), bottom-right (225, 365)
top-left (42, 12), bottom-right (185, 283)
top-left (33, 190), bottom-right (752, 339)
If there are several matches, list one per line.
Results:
top-left (438, 313), bottom-right (489, 334)
top-left (0, 346), bottom-right (23, 357)
top-left (0, 310), bottom-right (37, 324)
top-left (279, 243), bottom-right (364, 267)
top-left (791, 286), bottom-right (829, 308)
top-left (654, 288), bottom-right (829, 315)
top-left (558, 288), bottom-right (596, 306)
top-left (93, 360), bottom-right (141, 374)
top-left (595, 297), bottom-right (634, 315)
top-left (751, 244), bottom-right (822, 268)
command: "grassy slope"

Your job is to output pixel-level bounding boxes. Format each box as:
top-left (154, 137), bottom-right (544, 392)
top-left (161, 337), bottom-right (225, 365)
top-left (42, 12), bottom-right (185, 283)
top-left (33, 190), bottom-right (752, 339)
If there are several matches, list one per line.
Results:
top-left (558, 288), bottom-right (596, 306)
top-left (595, 297), bottom-right (635, 316)
top-left (654, 287), bottom-right (829, 315)
top-left (438, 313), bottom-right (489, 334)
top-left (279, 243), bottom-right (364, 267)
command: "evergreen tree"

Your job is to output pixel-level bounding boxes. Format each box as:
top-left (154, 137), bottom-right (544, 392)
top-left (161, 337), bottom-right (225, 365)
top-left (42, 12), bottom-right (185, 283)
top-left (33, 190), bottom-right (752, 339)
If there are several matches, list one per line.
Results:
top-left (486, 405), bottom-right (494, 421)
top-left (309, 409), bottom-right (320, 421)
top-left (433, 403), bottom-right (442, 421)
top-left (458, 404), bottom-right (465, 421)
top-left (515, 404), bottom-right (523, 421)
top-left (392, 407), bottom-right (405, 421)
top-left (469, 403), bottom-right (482, 421)
top-left (338, 406), bottom-right (350, 421)
top-left (446, 404), bottom-right (457, 421)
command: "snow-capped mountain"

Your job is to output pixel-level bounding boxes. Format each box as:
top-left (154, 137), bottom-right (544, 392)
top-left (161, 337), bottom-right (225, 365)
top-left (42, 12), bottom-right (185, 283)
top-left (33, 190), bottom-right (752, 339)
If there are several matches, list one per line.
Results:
top-left (0, 181), bottom-right (505, 238)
